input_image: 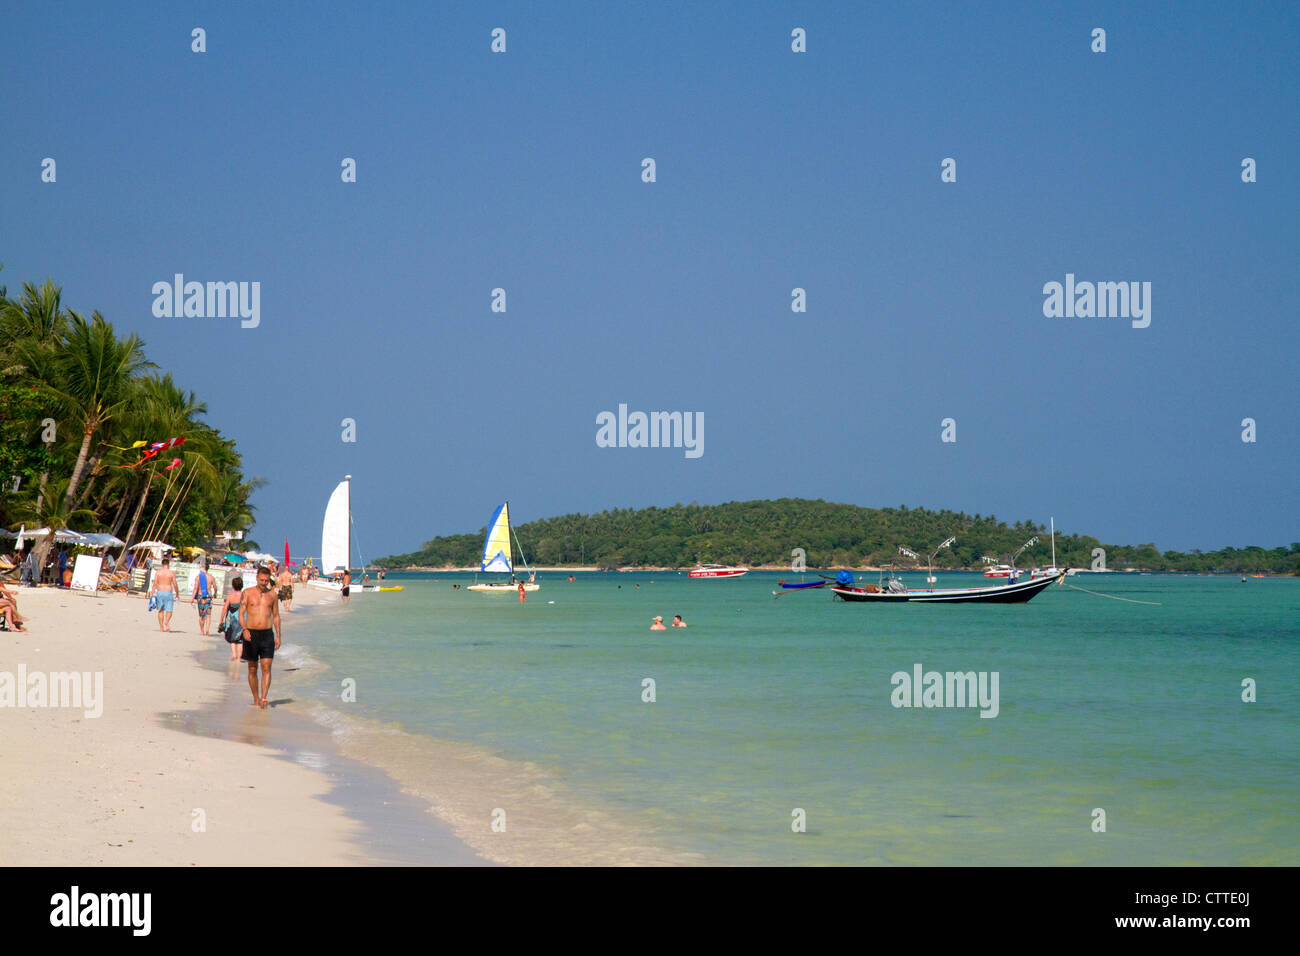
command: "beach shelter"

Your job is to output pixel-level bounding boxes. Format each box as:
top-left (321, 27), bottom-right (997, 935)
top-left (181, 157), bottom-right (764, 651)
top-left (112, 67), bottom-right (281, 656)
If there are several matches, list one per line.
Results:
top-left (20, 528), bottom-right (91, 544)
top-left (82, 532), bottom-right (126, 548)
top-left (131, 541), bottom-right (174, 551)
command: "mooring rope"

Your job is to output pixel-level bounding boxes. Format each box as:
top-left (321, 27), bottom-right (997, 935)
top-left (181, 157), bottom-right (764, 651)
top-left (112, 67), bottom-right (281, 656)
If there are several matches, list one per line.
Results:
top-left (1063, 583), bottom-right (1161, 606)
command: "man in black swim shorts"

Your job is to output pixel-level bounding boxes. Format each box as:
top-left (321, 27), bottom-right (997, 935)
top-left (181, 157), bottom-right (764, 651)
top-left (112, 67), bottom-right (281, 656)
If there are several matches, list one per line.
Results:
top-left (238, 565), bottom-right (282, 709)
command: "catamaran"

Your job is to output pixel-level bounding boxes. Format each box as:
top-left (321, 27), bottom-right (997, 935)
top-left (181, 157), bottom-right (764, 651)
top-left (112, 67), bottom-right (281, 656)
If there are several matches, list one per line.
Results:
top-left (307, 476), bottom-right (402, 594)
top-left (467, 502), bottom-right (539, 593)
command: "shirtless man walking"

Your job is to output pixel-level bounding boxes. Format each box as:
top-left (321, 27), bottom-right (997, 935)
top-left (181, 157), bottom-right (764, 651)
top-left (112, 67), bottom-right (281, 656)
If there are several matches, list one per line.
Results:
top-left (238, 565), bottom-right (282, 709)
top-left (150, 556), bottom-right (180, 632)
top-left (276, 563), bottom-right (295, 612)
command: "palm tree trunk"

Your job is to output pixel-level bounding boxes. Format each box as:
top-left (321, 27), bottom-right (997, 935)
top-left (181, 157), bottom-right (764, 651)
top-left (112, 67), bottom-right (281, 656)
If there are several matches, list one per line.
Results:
top-left (30, 536), bottom-right (54, 586)
top-left (108, 492), bottom-right (130, 537)
top-left (71, 456), bottom-right (102, 511)
top-left (35, 471), bottom-right (48, 512)
top-left (63, 425), bottom-right (95, 507)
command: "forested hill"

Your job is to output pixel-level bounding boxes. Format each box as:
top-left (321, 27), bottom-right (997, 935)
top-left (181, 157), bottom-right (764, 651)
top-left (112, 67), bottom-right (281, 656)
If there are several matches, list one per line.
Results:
top-left (375, 498), bottom-right (1300, 573)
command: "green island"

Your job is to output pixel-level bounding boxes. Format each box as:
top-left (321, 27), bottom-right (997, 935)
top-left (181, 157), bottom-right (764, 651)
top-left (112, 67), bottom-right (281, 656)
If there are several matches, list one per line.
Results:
top-left (0, 272), bottom-right (260, 571)
top-left (377, 498), bottom-right (1299, 574)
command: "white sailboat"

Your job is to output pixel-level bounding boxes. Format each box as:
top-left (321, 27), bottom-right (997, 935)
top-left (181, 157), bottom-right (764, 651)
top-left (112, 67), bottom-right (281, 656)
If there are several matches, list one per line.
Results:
top-left (307, 476), bottom-right (402, 594)
top-left (466, 502), bottom-right (539, 593)
top-left (1031, 517), bottom-right (1071, 580)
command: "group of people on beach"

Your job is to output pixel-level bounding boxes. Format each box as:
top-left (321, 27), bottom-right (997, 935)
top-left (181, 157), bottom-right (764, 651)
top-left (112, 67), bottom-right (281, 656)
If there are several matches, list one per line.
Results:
top-left (147, 556), bottom-right (287, 709)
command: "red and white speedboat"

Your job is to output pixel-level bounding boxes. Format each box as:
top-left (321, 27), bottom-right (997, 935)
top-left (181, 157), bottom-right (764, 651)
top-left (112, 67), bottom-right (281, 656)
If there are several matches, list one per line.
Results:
top-left (688, 564), bottom-right (748, 578)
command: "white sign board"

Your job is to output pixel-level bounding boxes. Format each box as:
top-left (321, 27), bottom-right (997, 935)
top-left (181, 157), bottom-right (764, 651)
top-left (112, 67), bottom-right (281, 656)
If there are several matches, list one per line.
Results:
top-left (70, 554), bottom-right (103, 591)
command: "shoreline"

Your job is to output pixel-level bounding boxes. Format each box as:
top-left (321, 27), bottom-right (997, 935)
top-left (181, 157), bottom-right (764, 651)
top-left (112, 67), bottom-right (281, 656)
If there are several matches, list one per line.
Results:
top-left (0, 585), bottom-right (485, 866)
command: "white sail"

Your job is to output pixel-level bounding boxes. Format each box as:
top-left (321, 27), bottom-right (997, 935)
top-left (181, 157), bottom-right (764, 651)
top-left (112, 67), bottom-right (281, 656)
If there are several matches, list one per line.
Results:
top-left (481, 502), bottom-right (512, 573)
top-left (322, 477), bottom-right (350, 573)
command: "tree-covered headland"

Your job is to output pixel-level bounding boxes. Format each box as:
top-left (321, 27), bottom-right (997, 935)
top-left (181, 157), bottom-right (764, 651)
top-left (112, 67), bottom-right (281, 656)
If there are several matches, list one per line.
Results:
top-left (378, 498), bottom-right (1299, 574)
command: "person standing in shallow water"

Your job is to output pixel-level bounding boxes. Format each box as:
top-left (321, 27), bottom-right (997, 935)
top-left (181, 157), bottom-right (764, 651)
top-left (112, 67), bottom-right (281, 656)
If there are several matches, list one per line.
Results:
top-left (276, 563), bottom-right (294, 612)
top-left (218, 575), bottom-right (245, 661)
top-left (238, 566), bottom-right (281, 708)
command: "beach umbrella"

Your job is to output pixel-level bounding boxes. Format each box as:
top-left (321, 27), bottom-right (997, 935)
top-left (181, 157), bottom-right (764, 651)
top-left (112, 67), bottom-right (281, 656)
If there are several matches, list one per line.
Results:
top-left (16, 525), bottom-right (25, 549)
top-left (222, 552), bottom-right (245, 562)
top-left (81, 532), bottom-right (126, 548)
top-left (54, 529), bottom-right (90, 543)
top-left (284, 540), bottom-right (291, 568)
top-left (131, 540), bottom-right (174, 551)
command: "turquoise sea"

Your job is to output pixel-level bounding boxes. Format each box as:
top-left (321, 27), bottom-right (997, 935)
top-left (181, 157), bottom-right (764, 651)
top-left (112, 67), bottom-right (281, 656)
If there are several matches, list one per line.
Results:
top-left (280, 572), bottom-right (1299, 865)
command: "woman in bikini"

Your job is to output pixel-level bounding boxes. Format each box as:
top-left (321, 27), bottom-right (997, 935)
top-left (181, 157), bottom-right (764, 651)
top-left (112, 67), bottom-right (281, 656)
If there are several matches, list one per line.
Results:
top-left (217, 575), bottom-right (245, 660)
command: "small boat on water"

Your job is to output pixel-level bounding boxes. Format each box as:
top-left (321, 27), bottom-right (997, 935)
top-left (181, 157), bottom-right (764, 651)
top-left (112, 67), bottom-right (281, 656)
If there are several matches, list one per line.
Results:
top-left (833, 568), bottom-right (1064, 603)
top-left (777, 579), bottom-right (826, 590)
top-left (467, 502), bottom-right (540, 593)
top-left (688, 564), bottom-right (748, 578)
top-left (306, 476), bottom-right (403, 594)
top-left (1029, 517), bottom-right (1068, 580)
top-left (983, 564), bottom-right (1017, 578)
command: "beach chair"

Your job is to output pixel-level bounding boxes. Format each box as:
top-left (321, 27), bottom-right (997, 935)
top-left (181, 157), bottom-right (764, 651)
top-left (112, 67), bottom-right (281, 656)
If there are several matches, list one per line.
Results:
top-left (98, 569), bottom-right (131, 592)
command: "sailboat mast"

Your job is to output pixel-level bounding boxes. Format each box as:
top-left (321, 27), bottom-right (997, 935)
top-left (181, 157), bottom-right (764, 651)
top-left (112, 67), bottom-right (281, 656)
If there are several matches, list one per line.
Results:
top-left (346, 475), bottom-right (352, 572)
top-left (1050, 516), bottom-right (1056, 569)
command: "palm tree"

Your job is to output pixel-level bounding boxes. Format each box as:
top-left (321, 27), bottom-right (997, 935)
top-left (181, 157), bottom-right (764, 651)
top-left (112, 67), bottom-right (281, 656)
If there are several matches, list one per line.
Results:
top-left (30, 310), bottom-right (153, 509)
top-left (0, 278), bottom-right (69, 374)
top-left (2, 279), bottom-right (72, 512)
top-left (13, 477), bottom-right (96, 583)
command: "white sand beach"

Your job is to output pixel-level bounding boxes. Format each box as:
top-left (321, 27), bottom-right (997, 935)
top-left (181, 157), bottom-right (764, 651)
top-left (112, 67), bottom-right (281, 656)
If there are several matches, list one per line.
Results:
top-left (0, 586), bottom-right (369, 866)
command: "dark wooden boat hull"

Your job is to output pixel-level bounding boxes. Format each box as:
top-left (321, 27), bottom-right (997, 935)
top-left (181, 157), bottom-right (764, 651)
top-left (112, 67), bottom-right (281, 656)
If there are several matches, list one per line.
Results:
top-left (831, 572), bottom-right (1064, 604)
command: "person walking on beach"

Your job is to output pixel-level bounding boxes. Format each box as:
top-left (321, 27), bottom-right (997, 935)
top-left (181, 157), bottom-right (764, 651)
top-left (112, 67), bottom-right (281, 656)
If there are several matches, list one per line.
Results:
top-left (238, 566), bottom-right (281, 708)
top-left (191, 564), bottom-right (215, 636)
top-left (276, 563), bottom-right (294, 612)
top-left (341, 568), bottom-right (351, 604)
top-left (150, 557), bottom-right (180, 632)
top-left (218, 575), bottom-right (245, 661)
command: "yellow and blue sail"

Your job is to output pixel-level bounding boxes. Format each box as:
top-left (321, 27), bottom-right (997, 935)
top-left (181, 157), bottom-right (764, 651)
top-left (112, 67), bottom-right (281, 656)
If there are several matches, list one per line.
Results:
top-left (481, 502), bottom-right (513, 573)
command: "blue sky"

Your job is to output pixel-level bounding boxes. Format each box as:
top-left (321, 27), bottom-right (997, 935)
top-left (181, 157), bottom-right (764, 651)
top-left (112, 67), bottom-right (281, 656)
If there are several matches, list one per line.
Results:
top-left (3, 1), bottom-right (1296, 557)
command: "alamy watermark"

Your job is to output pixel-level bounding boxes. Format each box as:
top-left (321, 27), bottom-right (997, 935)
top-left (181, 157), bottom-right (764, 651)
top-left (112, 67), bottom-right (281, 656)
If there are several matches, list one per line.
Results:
top-left (50, 886), bottom-right (150, 936)
top-left (0, 665), bottom-right (102, 718)
top-left (152, 274), bottom-right (260, 328)
top-left (1042, 273), bottom-right (1150, 328)
top-left (596, 404), bottom-right (703, 459)
top-left (890, 663), bottom-right (999, 718)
